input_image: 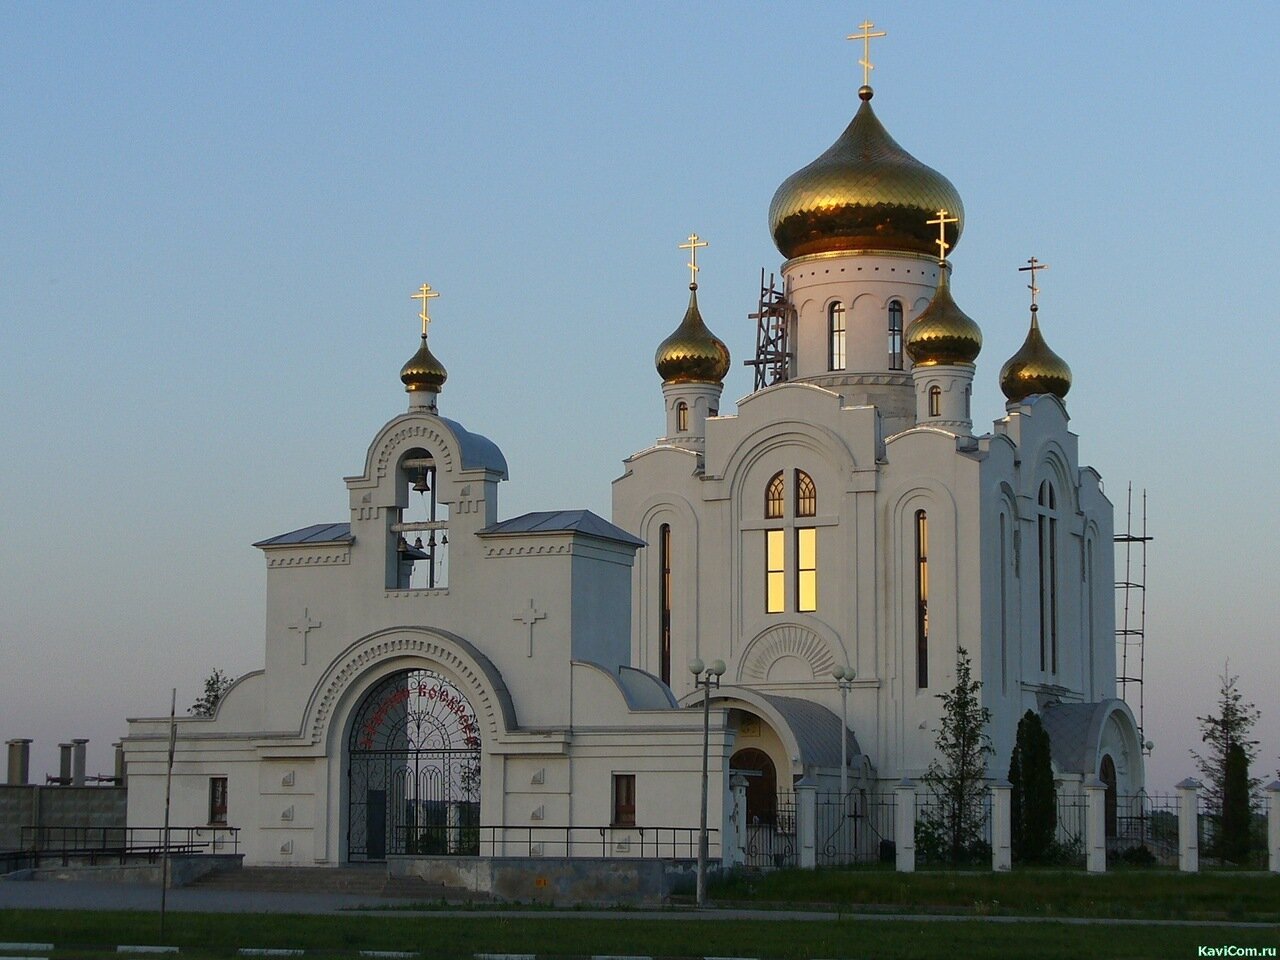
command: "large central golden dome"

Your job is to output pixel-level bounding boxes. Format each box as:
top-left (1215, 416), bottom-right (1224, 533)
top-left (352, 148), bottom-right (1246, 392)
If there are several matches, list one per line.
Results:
top-left (769, 88), bottom-right (963, 260)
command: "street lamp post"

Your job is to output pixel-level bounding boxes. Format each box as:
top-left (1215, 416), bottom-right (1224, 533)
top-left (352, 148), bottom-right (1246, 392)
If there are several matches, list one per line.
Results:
top-left (690, 656), bottom-right (725, 908)
top-left (832, 666), bottom-right (856, 818)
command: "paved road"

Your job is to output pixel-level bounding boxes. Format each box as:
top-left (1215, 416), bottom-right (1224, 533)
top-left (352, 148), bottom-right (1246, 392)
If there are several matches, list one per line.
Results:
top-left (2, 879), bottom-right (1279, 929)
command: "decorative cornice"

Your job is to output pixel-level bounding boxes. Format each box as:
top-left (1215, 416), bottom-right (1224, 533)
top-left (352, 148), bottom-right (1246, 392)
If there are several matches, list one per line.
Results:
top-left (266, 551), bottom-right (351, 569)
top-left (483, 543), bottom-right (572, 558)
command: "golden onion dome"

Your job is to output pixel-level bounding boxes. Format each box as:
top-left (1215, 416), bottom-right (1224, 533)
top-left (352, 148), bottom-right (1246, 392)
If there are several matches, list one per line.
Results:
top-left (904, 266), bottom-right (982, 366)
top-left (769, 87), bottom-right (964, 260)
top-left (655, 284), bottom-right (731, 385)
top-left (999, 309), bottom-right (1071, 402)
top-left (400, 335), bottom-right (447, 393)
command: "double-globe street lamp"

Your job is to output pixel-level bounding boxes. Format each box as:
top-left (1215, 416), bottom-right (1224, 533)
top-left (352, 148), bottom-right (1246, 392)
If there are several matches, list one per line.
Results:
top-left (690, 656), bottom-right (725, 907)
top-left (832, 665), bottom-right (856, 822)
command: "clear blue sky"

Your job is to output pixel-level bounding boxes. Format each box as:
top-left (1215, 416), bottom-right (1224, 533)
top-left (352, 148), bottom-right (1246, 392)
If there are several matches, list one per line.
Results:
top-left (2, 2), bottom-right (1276, 791)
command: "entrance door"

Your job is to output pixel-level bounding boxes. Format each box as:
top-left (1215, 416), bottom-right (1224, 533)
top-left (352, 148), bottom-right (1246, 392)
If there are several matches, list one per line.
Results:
top-left (347, 668), bottom-right (482, 861)
top-left (731, 748), bottom-right (778, 825)
top-left (1100, 754), bottom-right (1118, 840)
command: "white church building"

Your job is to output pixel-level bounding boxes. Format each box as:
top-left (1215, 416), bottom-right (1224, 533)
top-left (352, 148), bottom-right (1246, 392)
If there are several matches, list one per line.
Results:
top-left (123, 62), bottom-right (1144, 871)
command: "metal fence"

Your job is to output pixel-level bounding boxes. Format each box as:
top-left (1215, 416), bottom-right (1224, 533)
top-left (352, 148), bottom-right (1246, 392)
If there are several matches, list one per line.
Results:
top-left (744, 792), bottom-right (796, 869)
top-left (420, 824), bottom-right (713, 859)
top-left (1112, 792), bottom-right (1179, 861)
top-left (16, 825), bottom-right (240, 867)
top-left (815, 789), bottom-right (897, 866)
top-left (915, 787), bottom-right (992, 867)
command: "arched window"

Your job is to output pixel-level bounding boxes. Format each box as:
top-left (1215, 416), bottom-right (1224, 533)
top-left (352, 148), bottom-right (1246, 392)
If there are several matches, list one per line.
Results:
top-left (676, 401), bottom-right (689, 432)
top-left (928, 385), bottom-right (942, 417)
top-left (915, 509), bottom-right (929, 689)
top-left (828, 302), bottom-right (846, 371)
top-left (1037, 480), bottom-right (1059, 674)
top-left (888, 300), bottom-right (904, 370)
top-left (765, 471), bottom-right (784, 519)
top-left (795, 470), bottom-right (816, 517)
top-left (659, 524), bottom-right (672, 685)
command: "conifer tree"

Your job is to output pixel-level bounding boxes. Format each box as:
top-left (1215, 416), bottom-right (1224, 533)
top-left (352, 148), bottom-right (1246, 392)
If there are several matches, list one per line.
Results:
top-left (1008, 709), bottom-right (1056, 862)
top-left (1219, 742), bottom-right (1252, 863)
top-left (921, 647), bottom-right (992, 865)
top-left (1191, 669), bottom-right (1261, 815)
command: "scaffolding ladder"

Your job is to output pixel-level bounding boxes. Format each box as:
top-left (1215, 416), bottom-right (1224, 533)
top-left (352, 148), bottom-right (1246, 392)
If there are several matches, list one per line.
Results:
top-left (744, 269), bottom-right (791, 391)
top-left (1115, 483), bottom-right (1152, 753)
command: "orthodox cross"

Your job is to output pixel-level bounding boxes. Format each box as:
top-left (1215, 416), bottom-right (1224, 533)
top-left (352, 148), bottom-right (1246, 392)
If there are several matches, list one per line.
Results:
top-left (288, 608), bottom-right (321, 665)
top-left (846, 20), bottom-right (887, 87)
top-left (1018, 257), bottom-right (1049, 311)
top-left (679, 233), bottom-right (708, 286)
top-left (514, 599), bottom-right (547, 657)
top-left (926, 209), bottom-right (958, 265)
top-left (411, 282), bottom-right (440, 336)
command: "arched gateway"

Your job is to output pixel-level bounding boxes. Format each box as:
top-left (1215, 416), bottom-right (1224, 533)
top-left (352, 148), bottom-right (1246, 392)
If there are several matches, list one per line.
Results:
top-left (347, 668), bottom-right (481, 861)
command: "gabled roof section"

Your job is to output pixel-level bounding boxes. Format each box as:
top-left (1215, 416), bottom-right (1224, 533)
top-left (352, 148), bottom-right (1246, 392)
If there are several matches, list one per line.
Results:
top-left (253, 522), bottom-right (353, 549)
top-left (478, 510), bottom-right (644, 548)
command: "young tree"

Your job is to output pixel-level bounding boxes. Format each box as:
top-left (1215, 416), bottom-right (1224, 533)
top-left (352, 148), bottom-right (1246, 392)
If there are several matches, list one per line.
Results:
top-left (1008, 709), bottom-right (1057, 863)
top-left (920, 646), bottom-right (992, 865)
top-left (1191, 669), bottom-right (1261, 862)
top-left (189, 669), bottom-right (234, 717)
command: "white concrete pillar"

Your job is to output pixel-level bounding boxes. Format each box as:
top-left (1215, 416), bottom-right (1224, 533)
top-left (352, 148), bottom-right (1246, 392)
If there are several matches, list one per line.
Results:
top-left (6, 739), bottom-right (31, 786)
top-left (727, 774), bottom-right (748, 868)
top-left (795, 779), bottom-right (817, 869)
top-left (71, 739), bottom-right (88, 787)
top-left (113, 743), bottom-right (126, 787)
top-left (1176, 778), bottom-right (1201, 873)
top-left (894, 778), bottom-right (916, 873)
top-left (1083, 776), bottom-right (1107, 873)
top-left (990, 780), bottom-right (1012, 872)
top-left (1266, 781), bottom-right (1280, 874)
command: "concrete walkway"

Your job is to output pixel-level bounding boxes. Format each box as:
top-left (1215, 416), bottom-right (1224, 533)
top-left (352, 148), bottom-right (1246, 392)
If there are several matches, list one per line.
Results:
top-left (1, 879), bottom-right (1278, 929)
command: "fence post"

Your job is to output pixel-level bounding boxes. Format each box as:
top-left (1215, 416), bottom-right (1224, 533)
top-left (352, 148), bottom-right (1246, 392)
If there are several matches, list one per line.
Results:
top-left (726, 774), bottom-right (748, 868)
top-left (1082, 776), bottom-right (1106, 873)
top-left (795, 779), bottom-right (817, 869)
top-left (894, 778), bottom-right (916, 873)
top-left (1267, 781), bottom-right (1280, 874)
top-left (990, 780), bottom-right (1012, 871)
top-left (1175, 778), bottom-right (1201, 873)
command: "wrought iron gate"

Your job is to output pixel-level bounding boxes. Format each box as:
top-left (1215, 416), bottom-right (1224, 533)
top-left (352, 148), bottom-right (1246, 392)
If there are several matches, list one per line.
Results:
top-left (347, 668), bottom-right (481, 861)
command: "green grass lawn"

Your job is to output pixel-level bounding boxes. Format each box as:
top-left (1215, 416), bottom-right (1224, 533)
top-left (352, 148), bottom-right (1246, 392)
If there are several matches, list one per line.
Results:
top-left (709, 866), bottom-right (1280, 922)
top-left (1, 909), bottom-right (1277, 960)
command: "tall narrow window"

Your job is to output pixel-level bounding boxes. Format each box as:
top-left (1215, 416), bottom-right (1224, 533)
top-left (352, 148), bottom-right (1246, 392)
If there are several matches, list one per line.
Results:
top-left (765, 471), bottom-right (785, 519)
top-left (209, 777), bottom-right (228, 826)
top-left (612, 774), bottom-right (636, 826)
top-left (766, 529), bottom-right (785, 614)
top-left (796, 527), bottom-right (817, 612)
top-left (659, 524), bottom-right (672, 686)
top-left (915, 510), bottom-right (929, 689)
top-left (795, 470), bottom-right (816, 517)
top-left (889, 300), bottom-right (904, 370)
top-left (676, 401), bottom-right (689, 432)
top-left (928, 385), bottom-right (942, 417)
top-left (1037, 481), bottom-right (1059, 674)
top-left (999, 513), bottom-right (1008, 695)
top-left (828, 302), bottom-right (846, 370)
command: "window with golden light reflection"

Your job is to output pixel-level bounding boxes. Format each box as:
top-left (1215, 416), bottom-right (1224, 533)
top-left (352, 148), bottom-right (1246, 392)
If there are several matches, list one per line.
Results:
top-left (796, 526), bottom-right (817, 612)
top-left (766, 529), bottom-right (785, 614)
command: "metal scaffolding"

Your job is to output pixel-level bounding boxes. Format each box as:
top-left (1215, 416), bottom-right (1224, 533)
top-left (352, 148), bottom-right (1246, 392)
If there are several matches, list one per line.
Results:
top-left (744, 269), bottom-right (791, 391)
top-left (1115, 483), bottom-right (1152, 752)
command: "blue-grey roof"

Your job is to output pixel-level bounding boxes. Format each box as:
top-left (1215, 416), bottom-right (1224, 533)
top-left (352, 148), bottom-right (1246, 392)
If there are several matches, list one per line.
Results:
top-left (478, 510), bottom-right (645, 548)
top-left (1041, 700), bottom-right (1110, 776)
top-left (758, 693), bottom-right (862, 769)
top-left (254, 523), bottom-right (353, 548)
top-left (438, 417), bottom-right (509, 478)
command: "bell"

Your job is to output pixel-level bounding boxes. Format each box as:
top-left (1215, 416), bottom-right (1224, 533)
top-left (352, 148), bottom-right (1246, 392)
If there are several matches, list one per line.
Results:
top-left (414, 537), bottom-right (424, 549)
top-left (441, 533), bottom-right (449, 545)
top-left (412, 469), bottom-right (430, 494)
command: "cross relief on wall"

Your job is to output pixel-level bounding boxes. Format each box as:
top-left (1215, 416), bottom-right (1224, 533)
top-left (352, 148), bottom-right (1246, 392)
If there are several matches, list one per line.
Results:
top-left (288, 608), bottom-right (322, 665)
top-left (513, 599), bottom-right (546, 657)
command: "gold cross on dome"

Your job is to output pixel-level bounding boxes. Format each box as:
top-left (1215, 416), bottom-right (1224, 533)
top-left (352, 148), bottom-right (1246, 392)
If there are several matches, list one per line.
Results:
top-left (846, 20), bottom-right (887, 87)
top-left (411, 282), bottom-right (440, 336)
top-left (679, 233), bottom-right (709, 286)
top-left (926, 209), bottom-right (958, 265)
top-left (1018, 257), bottom-right (1050, 309)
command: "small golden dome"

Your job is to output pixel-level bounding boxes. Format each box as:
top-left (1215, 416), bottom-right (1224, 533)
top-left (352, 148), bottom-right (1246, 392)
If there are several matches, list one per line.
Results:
top-left (655, 285), bottom-right (731, 385)
top-left (769, 89), bottom-right (964, 260)
top-left (400, 335), bottom-right (448, 393)
top-left (905, 267), bottom-right (982, 366)
top-left (999, 310), bottom-right (1071, 402)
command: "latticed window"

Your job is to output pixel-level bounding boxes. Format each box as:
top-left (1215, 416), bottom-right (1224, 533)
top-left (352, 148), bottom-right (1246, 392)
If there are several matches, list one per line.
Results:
top-left (889, 300), bottom-right (904, 370)
top-left (796, 527), bottom-right (817, 612)
top-left (795, 470), bottom-right (816, 517)
top-left (928, 385), bottom-right (942, 417)
top-left (766, 530), bottom-right (785, 614)
top-left (676, 401), bottom-right (689, 432)
top-left (828, 302), bottom-right (846, 371)
top-left (765, 471), bottom-right (785, 519)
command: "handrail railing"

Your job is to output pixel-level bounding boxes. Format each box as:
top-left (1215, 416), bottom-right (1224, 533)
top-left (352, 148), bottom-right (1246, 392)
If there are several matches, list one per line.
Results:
top-left (18, 825), bottom-right (240, 867)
